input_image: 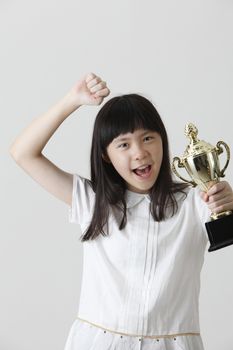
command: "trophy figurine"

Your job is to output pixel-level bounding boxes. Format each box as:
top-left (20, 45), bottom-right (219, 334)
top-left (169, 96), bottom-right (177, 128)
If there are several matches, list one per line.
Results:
top-left (172, 123), bottom-right (233, 252)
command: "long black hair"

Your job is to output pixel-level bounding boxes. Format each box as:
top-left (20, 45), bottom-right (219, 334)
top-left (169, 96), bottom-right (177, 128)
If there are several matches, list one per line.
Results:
top-left (80, 93), bottom-right (187, 242)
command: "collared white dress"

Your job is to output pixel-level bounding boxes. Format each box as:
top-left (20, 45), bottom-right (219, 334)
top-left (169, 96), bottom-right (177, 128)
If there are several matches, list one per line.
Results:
top-left (65, 173), bottom-right (210, 350)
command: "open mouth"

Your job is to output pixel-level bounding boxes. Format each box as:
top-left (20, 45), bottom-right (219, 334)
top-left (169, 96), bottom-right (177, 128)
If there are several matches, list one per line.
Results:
top-left (132, 165), bottom-right (152, 178)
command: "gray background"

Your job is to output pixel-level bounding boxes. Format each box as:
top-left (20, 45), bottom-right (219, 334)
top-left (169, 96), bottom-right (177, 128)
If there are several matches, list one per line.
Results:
top-left (1, 0), bottom-right (233, 349)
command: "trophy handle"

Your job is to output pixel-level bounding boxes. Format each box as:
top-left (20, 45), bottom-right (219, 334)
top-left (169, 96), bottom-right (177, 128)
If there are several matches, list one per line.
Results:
top-left (172, 157), bottom-right (196, 186)
top-left (216, 141), bottom-right (230, 177)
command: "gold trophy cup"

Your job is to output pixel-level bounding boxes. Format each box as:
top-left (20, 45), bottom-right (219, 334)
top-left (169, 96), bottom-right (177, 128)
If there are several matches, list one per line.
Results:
top-left (172, 123), bottom-right (233, 252)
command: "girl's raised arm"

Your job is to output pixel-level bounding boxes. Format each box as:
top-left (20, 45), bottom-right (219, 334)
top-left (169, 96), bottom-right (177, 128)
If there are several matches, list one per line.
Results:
top-left (9, 73), bottom-right (110, 206)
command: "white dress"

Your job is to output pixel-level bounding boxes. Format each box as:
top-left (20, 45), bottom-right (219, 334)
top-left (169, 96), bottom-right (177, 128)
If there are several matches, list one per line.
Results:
top-left (65, 174), bottom-right (210, 350)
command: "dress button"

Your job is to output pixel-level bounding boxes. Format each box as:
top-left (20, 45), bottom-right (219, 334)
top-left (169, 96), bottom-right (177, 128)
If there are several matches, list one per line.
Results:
top-left (120, 335), bottom-right (123, 338)
top-left (174, 337), bottom-right (176, 341)
top-left (104, 330), bottom-right (106, 333)
top-left (156, 339), bottom-right (159, 342)
top-left (139, 338), bottom-right (142, 341)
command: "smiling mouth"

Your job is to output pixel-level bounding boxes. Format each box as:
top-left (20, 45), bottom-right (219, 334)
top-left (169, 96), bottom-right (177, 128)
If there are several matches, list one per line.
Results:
top-left (133, 165), bottom-right (152, 177)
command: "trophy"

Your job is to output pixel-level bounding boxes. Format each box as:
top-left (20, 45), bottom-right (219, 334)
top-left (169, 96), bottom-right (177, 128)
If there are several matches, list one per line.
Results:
top-left (172, 123), bottom-right (233, 252)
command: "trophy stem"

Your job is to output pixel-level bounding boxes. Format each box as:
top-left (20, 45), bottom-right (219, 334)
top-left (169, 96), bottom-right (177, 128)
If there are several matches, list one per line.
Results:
top-left (210, 210), bottom-right (233, 220)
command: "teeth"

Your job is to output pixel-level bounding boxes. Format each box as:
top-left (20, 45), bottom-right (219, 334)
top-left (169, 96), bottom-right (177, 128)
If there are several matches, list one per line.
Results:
top-left (133, 165), bottom-right (150, 171)
top-left (137, 165), bottom-right (149, 170)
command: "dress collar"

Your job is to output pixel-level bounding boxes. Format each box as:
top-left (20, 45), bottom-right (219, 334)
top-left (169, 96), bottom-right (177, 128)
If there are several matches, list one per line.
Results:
top-left (125, 188), bottom-right (189, 209)
top-left (125, 190), bottom-right (151, 209)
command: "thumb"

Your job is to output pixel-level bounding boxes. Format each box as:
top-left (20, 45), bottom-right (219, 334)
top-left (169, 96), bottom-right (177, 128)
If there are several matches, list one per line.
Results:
top-left (200, 191), bottom-right (209, 202)
top-left (89, 94), bottom-right (104, 106)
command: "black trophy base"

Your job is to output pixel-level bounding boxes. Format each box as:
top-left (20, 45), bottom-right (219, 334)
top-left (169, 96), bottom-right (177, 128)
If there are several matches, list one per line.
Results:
top-left (205, 214), bottom-right (233, 252)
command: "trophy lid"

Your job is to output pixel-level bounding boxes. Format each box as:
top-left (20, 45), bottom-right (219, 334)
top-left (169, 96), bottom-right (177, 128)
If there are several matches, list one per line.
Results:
top-left (183, 123), bottom-right (215, 158)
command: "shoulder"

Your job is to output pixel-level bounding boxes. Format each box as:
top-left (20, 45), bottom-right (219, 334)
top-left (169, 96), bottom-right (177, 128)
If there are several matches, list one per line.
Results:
top-left (176, 185), bottom-right (210, 221)
top-left (72, 173), bottom-right (94, 198)
top-left (173, 184), bottom-right (203, 203)
top-left (69, 174), bottom-right (95, 225)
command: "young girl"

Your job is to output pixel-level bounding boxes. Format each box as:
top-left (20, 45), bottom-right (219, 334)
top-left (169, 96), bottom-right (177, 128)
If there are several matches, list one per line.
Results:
top-left (10, 73), bottom-right (233, 350)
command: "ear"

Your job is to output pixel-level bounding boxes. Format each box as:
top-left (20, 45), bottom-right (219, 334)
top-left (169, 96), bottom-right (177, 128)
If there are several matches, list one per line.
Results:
top-left (102, 153), bottom-right (111, 164)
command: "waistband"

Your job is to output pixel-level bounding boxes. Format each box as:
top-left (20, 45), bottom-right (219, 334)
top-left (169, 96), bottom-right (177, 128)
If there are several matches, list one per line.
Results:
top-left (77, 317), bottom-right (200, 339)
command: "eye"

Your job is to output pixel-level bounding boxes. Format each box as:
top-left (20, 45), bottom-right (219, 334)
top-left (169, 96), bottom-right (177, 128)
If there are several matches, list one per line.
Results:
top-left (118, 143), bottom-right (128, 149)
top-left (144, 136), bottom-right (153, 141)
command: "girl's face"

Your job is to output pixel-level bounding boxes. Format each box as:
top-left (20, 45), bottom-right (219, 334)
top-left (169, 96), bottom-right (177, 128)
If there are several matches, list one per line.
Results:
top-left (105, 128), bottom-right (163, 194)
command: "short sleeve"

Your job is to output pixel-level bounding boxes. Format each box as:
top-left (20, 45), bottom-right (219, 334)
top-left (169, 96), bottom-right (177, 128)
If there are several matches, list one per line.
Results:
top-left (68, 174), bottom-right (95, 226)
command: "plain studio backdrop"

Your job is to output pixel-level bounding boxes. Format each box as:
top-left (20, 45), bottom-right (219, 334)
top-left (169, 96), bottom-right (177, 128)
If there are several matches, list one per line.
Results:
top-left (1, 1), bottom-right (233, 349)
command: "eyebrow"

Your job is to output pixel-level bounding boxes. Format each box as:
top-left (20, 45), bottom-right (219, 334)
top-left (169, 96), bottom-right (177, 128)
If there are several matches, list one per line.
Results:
top-left (113, 130), bottom-right (152, 143)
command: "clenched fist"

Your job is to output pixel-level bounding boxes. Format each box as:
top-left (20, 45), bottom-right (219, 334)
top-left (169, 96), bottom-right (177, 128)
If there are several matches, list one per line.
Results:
top-left (200, 181), bottom-right (233, 214)
top-left (67, 72), bottom-right (110, 108)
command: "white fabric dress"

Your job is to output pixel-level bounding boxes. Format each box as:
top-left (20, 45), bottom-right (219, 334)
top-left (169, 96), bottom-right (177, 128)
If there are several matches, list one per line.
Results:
top-left (65, 174), bottom-right (210, 350)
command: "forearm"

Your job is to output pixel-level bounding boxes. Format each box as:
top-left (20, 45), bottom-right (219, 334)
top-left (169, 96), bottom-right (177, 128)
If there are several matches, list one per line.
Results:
top-left (9, 92), bottom-right (81, 161)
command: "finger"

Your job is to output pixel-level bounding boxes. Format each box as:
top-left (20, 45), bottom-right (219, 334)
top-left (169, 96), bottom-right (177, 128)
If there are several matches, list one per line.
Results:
top-left (200, 191), bottom-right (209, 202)
top-left (207, 195), bottom-right (233, 212)
top-left (207, 181), bottom-right (227, 196)
top-left (90, 95), bottom-right (104, 105)
top-left (209, 195), bottom-right (233, 208)
top-left (208, 191), bottom-right (232, 203)
top-left (94, 87), bottom-right (110, 97)
top-left (87, 76), bottom-right (102, 89)
top-left (90, 81), bottom-right (107, 93)
top-left (208, 186), bottom-right (233, 203)
top-left (209, 203), bottom-right (233, 214)
top-left (85, 72), bottom-right (97, 83)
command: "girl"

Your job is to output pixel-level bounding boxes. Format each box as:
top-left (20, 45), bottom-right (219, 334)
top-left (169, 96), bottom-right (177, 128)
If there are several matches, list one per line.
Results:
top-left (10, 73), bottom-right (233, 350)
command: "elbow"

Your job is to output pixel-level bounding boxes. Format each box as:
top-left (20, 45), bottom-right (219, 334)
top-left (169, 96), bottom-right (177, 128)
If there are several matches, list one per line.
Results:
top-left (9, 146), bottom-right (42, 165)
top-left (9, 144), bottom-right (16, 158)
top-left (9, 146), bottom-right (20, 163)
top-left (9, 143), bottom-right (24, 164)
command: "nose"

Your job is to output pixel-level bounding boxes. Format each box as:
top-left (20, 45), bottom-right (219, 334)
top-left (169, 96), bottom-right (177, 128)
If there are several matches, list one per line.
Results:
top-left (132, 143), bottom-right (148, 160)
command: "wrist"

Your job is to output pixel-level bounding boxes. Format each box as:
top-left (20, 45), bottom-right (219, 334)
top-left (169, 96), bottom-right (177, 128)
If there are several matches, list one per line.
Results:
top-left (60, 92), bottom-right (82, 114)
